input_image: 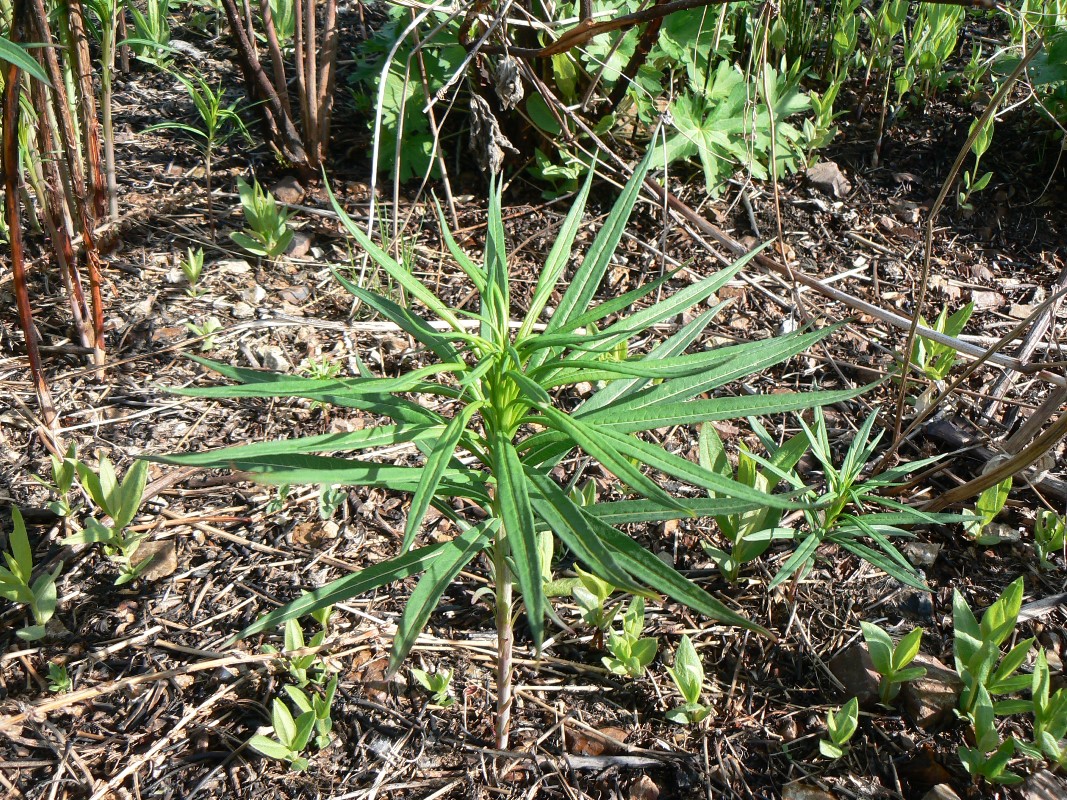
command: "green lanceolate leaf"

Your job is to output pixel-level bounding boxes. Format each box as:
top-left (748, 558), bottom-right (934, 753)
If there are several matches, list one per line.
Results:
top-left (0, 38), bottom-right (52, 86)
top-left (150, 423), bottom-right (445, 464)
top-left (402, 403), bottom-right (482, 552)
top-left (522, 166), bottom-right (595, 341)
top-left (326, 180), bottom-right (464, 332)
top-left (546, 147), bottom-right (654, 334)
top-left (536, 406), bottom-right (688, 512)
top-left (592, 386), bottom-right (872, 433)
top-left (388, 520), bottom-right (495, 674)
top-left (494, 438), bottom-right (546, 649)
top-left (571, 506), bottom-right (767, 634)
top-left (586, 496), bottom-right (768, 525)
top-left (434, 197), bottom-right (486, 294)
top-left (333, 270), bottom-right (462, 362)
top-left (156, 453), bottom-right (490, 501)
top-left (231, 541), bottom-right (454, 642)
top-left (525, 470), bottom-right (647, 595)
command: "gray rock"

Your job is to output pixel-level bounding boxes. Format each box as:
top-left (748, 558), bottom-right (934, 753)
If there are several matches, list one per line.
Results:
top-left (782, 783), bottom-right (836, 800)
top-left (921, 785), bottom-right (961, 800)
top-left (272, 175), bottom-right (304, 204)
top-left (806, 161), bottom-right (851, 198)
top-left (900, 654), bottom-right (962, 730)
top-left (260, 345), bottom-right (292, 372)
top-left (829, 643), bottom-right (881, 709)
top-left (902, 542), bottom-right (942, 568)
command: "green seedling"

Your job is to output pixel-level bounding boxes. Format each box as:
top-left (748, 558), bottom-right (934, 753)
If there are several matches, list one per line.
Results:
top-left (953, 577), bottom-right (1034, 717)
top-left (912, 302), bottom-right (974, 382)
top-left (572, 566), bottom-right (620, 640)
top-left (603, 597), bottom-right (658, 678)
top-left (958, 684), bottom-right (1024, 785)
top-left (266, 484), bottom-right (291, 515)
top-left (411, 667), bottom-right (455, 707)
top-left (771, 407), bottom-right (952, 591)
top-left (261, 617), bottom-right (331, 688)
top-left (285, 676), bottom-right (338, 749)
top-left (248, 697), bottom-right (316, 772)
top-left (1034, 511), bottom-right (1066, 570)
top-left (958, 118), bottom-right (994, 210)
top-left (0, 508), bottom-right (61, 641)
top-left (160, 153), bottom-right (869, 748)
top-left (1029, 649), bottom-right (1067, 768)
top-left (124, 0), bottom-right (173, 68)
top-left (666, 635), bottom-right (711, 724)
top-left (33, 442), bottom-right (78, 518)
top-left (180, 247), bottom-right (206, 297)
top-left (819, 697), bottom-right (860, 759)
top-left (317, 485), bottom-right (346, 520)
top-left (186, 316), bottom-right (223, 351)
top-left (964, 477), bottom-right (1011, 545)
top-left (147, 71), bottom-right (251, 237)
top-left (62, 458), bottom-right (151, 585)
top-left (302, 358), bottom-right (343, 411)
top-left (860, 622), bottom-right (927, 705)
top-left (698, 420), bottom-right (803, 583)
top-left (231, 177), bottom-right (294, 261)
top-left (48, 663), bottom-right (71, 693)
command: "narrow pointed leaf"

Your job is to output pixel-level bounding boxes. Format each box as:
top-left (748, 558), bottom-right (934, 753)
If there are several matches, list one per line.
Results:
top-left (495, 438), bottom-right (546, 649)
top-left (388, 520), bottom-right (494, 674)
top-left (402, 403), bottom-right (481, 552)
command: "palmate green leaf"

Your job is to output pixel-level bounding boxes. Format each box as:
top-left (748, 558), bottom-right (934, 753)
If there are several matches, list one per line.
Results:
top-left (326, 180), bottom-right (464, 332)
top-left (402, 403), bottom-right (482, 553)
top-left (592, 386), bottom-right (872, 433)
top-left (494, 438), bottom-right (546, 649)
top-left (333, 270), bottom-right (463, 361)
top-left (525, 470), bottom-right (648, 596)
top-left (388, 520), bottom-right (495, 674)
top-left (536, 406), bottom-right (688, 512)
top-left (576, 506), bottom-right (768, 634)
top-left (232, 540), bottom-right (454, 641)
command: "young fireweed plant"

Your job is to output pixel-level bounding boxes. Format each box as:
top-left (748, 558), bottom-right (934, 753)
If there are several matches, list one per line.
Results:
top-left (0, 508), bottom-right (61, 641)
top-left (767, 407), bottom-right (959, 591)
top-left (156, 152), bottom-right (873, 747)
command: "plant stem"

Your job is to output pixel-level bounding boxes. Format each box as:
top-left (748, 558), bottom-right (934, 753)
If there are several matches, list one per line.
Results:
top-left (492, 540), bottom-right (514, 750)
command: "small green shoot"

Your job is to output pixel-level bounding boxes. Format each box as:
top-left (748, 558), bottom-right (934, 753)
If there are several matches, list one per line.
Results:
top-left (1034, 511), bottom-right (1066, 570)
top-left (911, 302), bottom-right (974, 382)
top-left (964, 477), bottom-right (1011, 545)
top-left (699, 421), bottom-right (802, 582)
top-left (958, 118), bottom-right (994, 210)
top-left (860, 622), bottom-right (926, 705)
top-left (572, 566), bottom-right (620, 640)
top-left (411, 667), bottom-right (455, 707)
top-left (819, 697), bottom-right (860, 759)
top-left (231, 177), bottom-right (294, 261)
top-left (603, 597), bottom-right (659, 678)
top-left (33, 443), bottom-right (79, 518)
top-left (0, 508), bottom-right (61, 641)
top-left (958, 685), bottom-right (1023, 785)
top-left (186, 316), bottom-right (223, 351)
top-left (666, 635), bottom-right (711, 724)
top-left (181, 247), bottom-right (206, 297)
top-left (284, 676), bottom-right (338, 750)
top-left (261, 617), bottom-right (331, 688)
top-left (48, 663), bottom-right (71, 693)
top-left (61, 457), bottom-right (151, 585)
top-left (248, 697), bottom-right (315, 772)
top-left (1030, 649), bottom-right (1067, 768)
top-left (953, 577), bottom-right (1034, 717)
